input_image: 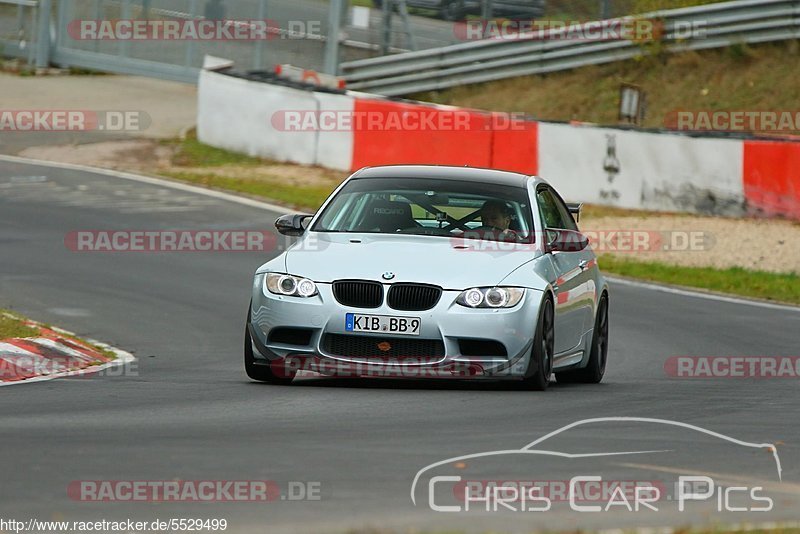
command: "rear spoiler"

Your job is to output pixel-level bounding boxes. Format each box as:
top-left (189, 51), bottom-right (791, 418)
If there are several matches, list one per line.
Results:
top-left (566, 202), bottom-right (583, 223)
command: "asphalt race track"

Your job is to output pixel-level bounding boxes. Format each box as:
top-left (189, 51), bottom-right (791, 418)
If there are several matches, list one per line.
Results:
top-left (1, 158), bottom-right (799, 533)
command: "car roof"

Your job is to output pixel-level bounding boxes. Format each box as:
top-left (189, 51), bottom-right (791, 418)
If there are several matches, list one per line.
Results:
top-left (351, 165), bottom-right (540, 189)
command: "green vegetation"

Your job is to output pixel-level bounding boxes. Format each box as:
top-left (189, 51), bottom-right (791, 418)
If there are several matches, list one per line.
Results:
top-left (413, 41), bottom-right (800, 135)
top-left (159, 170), bottom-right (333, 211)
top-left (159, 132), bottom-right (343, 211)
top-left (0, 312), bottom-right (39, 339)
top-left (0, 310), bottom-right (116, 358)
top-left (599, 256), bottom-right (800, 305)
top-left (167, 133), bottom-right (263, 167)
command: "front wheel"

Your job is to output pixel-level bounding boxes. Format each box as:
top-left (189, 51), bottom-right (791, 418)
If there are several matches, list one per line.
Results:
top-left (556, 293), bottom-right (608, 384)
top-left (521, 296), bottom-right (554, 391)
top-left (244, 306), bottom-right (295, 384)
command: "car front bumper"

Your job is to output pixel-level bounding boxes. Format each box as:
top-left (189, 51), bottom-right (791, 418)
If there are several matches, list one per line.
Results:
top-left (249, 277), bottom-right (544, 379)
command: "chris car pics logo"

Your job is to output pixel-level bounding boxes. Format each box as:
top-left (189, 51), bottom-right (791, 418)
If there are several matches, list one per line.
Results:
top-left (411, 417), bottom-right (781, 514)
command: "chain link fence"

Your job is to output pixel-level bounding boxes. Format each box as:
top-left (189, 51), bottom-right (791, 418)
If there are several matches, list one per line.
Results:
top-left (0, 0), bottom-right (733, 79)
top-left (0, 0), bottom-right (41, 66)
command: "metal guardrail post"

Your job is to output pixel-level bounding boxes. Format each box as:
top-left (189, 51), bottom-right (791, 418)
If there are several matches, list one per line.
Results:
top-left (323, 0), bottom-right (344, 74)
top-left (35, 0), bottom-right (51, 68)
top-left (184, 0), bottom-right (197, 67)
top-left (119, 0), bottom-right (130, 57)
top-left (253, 0), bottom-right (266, 70)
top-left (381, 0), bottom-right (392, 55)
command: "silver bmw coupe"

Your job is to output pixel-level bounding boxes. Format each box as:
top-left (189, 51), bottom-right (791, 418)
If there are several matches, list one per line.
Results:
top-left (245, 165), bottom-right (609, 390)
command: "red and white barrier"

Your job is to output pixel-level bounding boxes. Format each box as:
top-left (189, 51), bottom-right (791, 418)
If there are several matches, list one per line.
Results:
top-left (197, 68), bottom-right (799, 220)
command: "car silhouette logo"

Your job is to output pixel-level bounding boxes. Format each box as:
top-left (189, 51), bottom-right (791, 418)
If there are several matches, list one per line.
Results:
top-left (382, 271), bottom-right (395, 280)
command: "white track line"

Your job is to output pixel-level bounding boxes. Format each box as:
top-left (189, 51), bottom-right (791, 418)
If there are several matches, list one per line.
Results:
top-left (608, 276), bottom-right (800, 312)
top-left (0, 154), bottom-right (291, 215)
top-left (0, 342), bottom-right (135, 387)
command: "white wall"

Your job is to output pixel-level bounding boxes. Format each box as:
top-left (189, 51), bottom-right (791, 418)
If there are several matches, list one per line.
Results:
top-left (197, 70), bottom-right (354, 171)
top-left (197, 70), bottom-right (749, 216)
top-left (537, 122), bottom-right (745, 215)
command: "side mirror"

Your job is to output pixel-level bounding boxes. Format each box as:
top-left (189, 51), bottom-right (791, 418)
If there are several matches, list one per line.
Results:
top-left (546, 228), bottom-right (589, 252)
top-left (275, 214), bottom-right (313, 236)
top-left (566, 202), bottom-right (583, 223)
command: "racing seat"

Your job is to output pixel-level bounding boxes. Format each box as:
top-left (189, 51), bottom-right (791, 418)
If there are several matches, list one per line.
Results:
top-left (357, 199), bottom-right (417, 233)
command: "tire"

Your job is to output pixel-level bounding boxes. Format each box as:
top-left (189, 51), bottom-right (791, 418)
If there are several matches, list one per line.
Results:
top-left (244, 306), bottom-right (295, 384)
top-left (556, 293), bottom-right (608, 384)
top-left (521, 295), bottom-right (554, 391)
top-left (440, 0), bottom-right (464, 21)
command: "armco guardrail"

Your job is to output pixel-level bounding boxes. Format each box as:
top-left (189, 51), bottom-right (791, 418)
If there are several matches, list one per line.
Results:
top-left (341, 0), bottom-right (800, 96)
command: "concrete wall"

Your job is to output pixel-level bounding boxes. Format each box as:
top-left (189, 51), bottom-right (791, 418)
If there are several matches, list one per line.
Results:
top-left (197, 68), bottom-right (799, 220)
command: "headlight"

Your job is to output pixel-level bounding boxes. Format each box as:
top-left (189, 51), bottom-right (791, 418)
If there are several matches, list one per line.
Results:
top-left (456, 287), bottom-right (524, 308)
top-left (265, 273), bottom-right (318, 297)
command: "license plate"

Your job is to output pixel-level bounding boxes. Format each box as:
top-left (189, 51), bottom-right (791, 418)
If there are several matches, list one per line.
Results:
top-left (345, 313), bottom-right (421, 336)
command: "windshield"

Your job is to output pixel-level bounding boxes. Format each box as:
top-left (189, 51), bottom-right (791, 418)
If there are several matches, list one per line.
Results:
top-left (312, 177), bottom-right (535, 243)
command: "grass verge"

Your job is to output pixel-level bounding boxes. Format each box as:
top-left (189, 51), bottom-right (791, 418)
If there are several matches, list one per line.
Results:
top-left (0, 312), bottom-right (39, 339)
top-left (0, 310), bottom-right (116, 359)
top-left (413, 41), bottom-right (800, 134)
top-left (599, 255), bottom-right (800, 305)
top-left (160, 170), bottom-right (332, 211)
top-left (158, 132), bottom-right (341, 211)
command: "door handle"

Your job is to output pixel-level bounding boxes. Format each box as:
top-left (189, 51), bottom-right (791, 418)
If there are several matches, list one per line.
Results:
top-left (579, 259), bottom-right (589, 271)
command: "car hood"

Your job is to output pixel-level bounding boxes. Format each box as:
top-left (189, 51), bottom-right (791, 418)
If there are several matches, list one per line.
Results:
top-left (283, 232), bottom-right (538, 289)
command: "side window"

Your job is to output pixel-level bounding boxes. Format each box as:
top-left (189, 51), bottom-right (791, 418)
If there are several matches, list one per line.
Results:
top-left (536, 188), bottom-right (578, 231)
top-left (551, 190), bottom-right (579, 231)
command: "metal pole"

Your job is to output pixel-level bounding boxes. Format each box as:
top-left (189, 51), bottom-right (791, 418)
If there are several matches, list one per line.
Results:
top-left (35, 0), bottom-right (52, 69)
top-left (253, 0), bottom-right (266, 70)
top-left (119, 0), bottom-right (130, 57)
top-left (481, 0), bottom-right (492, 20)
top-left (600, 0), bottom-right (611, 19)
top-left (54, 0), bottom-right (70, 66)
top-left (381, 0), bottom-right (392, 55)
top-left (396, 0), bottom-right (416, 51)
top-left (323, 0), bottom-right (344, 74)
top-left (185, 0), bottom-right (197, 67)
top-left (91, 0), bottom-right (101, 52)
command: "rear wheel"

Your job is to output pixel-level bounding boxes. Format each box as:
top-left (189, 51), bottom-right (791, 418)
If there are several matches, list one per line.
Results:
top-left (521, 296), bottom-right (554, 391)
top-left (244, 306), bottom-right (295, 384)
top-left (556, 293), bottom-right (608, 384)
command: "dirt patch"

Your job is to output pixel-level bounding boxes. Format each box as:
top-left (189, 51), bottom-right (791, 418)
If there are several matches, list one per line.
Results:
top-left (20, 139), bottom-right (174, 171)
top-left (21, 139), bottom-right (345, 188)
top-left (581, 214), bottom-right (800, 274)
top-left (171, 164), bottom-right (344, 189)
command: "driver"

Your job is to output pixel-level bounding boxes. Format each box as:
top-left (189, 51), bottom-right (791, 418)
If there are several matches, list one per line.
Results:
top-left (478, 200), bottom-right (517, 240)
